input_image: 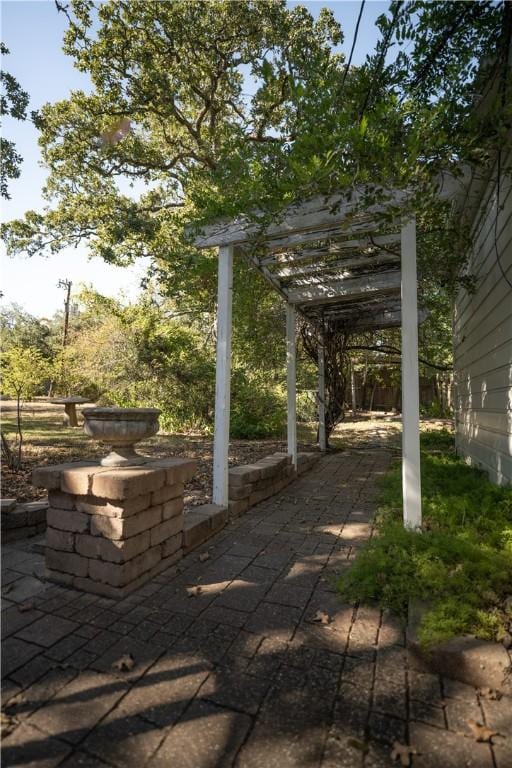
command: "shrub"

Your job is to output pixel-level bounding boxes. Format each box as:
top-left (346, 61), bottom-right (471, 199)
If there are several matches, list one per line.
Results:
top-left (338, 430), bottom-right (512, 647)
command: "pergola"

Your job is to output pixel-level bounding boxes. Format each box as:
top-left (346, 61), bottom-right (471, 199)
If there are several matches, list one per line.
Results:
top-left (192, 181), bottom-right (464, 529)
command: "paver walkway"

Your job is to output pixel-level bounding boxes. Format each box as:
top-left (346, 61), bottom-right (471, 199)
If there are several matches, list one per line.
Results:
top-left (2, 450), bottom-right (510, 768)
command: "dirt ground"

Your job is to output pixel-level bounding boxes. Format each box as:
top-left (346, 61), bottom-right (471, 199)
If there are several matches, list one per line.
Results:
top-left (1, 398), bottom-right (452, 510)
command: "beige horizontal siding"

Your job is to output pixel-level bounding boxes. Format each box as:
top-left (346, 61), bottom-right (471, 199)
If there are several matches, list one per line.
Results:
top-left (453, 152), bottom-right (512, 486)
top-left (455, 433), bottom-right (512, 486)
top-left (455, 386), bottom-right (512, 413)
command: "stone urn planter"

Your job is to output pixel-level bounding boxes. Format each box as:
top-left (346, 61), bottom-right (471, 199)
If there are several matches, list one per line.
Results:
top-left (82, 407), bottom-right (161, 467)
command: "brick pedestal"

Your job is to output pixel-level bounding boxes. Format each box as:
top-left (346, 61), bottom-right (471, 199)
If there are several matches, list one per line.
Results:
top-left (32, 458), bottom-right (196, 598)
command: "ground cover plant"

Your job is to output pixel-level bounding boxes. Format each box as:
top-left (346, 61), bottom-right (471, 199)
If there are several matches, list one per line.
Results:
top-left (338, 429), bottom-right (512, 648)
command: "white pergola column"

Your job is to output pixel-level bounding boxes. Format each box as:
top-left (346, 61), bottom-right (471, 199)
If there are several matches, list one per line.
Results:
top-left (401, 217), bottom-right (422, 528)
top-left (213, 244), bottom-right (233, 507)
top-left (318, 341), bottom-right (327, 451)
top-left (286, 304), bottom-right (297, 468)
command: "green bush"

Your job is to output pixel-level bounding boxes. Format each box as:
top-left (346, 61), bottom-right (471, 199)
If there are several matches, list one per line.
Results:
top-left (338, 430), bottom-right (512, 647)
top-left (230, 369), bottom-right (286, 439)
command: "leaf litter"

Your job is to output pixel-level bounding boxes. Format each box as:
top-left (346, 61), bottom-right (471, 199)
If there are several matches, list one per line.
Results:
top-left (111, 653), bottom-right (135, 672)
top-left (391, 742), bottom-right (418, 766)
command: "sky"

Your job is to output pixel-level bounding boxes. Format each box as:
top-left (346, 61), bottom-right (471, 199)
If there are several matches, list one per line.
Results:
top-left (1, 0), bottom-right (388, 318)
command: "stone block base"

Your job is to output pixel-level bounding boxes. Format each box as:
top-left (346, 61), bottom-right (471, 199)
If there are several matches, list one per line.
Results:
top-left (1, 501), bottom-right (48, 542)
top-left (32, 457), bottom-right (196, 597)
top-left (227, 451), bottom-right (319, 518)
top-left (182, 452), bottom-right (321, 556)
top-left (183, 505), bottom-right (228, 554)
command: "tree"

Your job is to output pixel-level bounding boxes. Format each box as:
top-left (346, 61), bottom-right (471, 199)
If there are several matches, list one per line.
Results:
top-left (1, 346), bottom-right (51, 468)
top-left (0, 43), bottom-right (30, 198)
top-left (0, 304), bottom-right (52, 357)
top-left (3, 2), bottom-right (507, 283)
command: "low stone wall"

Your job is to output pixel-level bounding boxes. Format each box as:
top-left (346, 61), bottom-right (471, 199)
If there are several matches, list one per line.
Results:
top-left (32, 457), bottom-right (196, 599)
top-left (183, 451), bottom-right (320, 554)
top-left (183, 504), bottom-right (228, 553)
top-left (1, 499), bottom-right (48, 543)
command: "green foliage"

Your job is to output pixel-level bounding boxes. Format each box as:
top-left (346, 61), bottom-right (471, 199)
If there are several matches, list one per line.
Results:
top-left (230, 369), bottom-right (286, 439)
top-left (0, 304), bottom-right (52, 358)
top-left (0, 43), bottom-right (30, 198)
top-left (1, 345), bottom-right (51, 400)
top-left (338, 430), bottom-right (512, 647)
top-left (51, 286), bottom-right (286, 437)
top-left (1, 345), bottom-right (52, 468)
top-left (3, 0), bottom-right (506, 293)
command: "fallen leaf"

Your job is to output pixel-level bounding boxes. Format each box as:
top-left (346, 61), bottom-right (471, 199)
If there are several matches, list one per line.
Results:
top-left (5, 693), bottom-right (25, 711)
top-left (391, 741), bottom-right (418, 766)
top-left (111, 653), bottom-right (135, 672)
top-left (346, 738), bottom-right (369, 754)
top-left (477, 687), bottom-right (502, 701)
top-left (309, 610), bottom-right (331, 625)
top-left (198, 552), bottom-right (210, 562)
top-left (467, 719), bottom-right (500, 743)
top-left (0, 712), bottom-right (17, 738)
top-left (17, 602), bottom-right (35, 613)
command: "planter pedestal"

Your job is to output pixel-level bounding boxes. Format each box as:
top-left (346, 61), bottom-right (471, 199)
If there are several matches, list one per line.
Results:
top-left (32, 457), bottom-right (196, 598)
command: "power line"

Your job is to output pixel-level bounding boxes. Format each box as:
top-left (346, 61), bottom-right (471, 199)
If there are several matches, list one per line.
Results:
top-left (338, 0), bottom-right (366, 95)
top-left (358, 0), bottom-right (403, 121)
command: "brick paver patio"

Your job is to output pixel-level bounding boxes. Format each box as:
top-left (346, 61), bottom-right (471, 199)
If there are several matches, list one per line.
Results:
top-left (2, 450), bottom-right (510, 767)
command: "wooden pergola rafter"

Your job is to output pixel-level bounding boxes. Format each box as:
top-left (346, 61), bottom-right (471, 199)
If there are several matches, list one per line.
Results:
top-left (191, 179), bottom-right (465, 528)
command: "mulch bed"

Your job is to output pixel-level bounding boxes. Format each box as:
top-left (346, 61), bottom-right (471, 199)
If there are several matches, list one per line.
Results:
top-left (1, 432), bottom-right (314, 511)
top-left (3, 401), bottom-right (440, 511)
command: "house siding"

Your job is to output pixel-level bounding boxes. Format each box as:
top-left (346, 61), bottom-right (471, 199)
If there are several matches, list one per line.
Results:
top-left (453, 151), bottom-right (512, 486)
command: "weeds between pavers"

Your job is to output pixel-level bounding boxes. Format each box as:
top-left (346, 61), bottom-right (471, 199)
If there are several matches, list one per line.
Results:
top-left (338, 430), bottom-right (512, 648)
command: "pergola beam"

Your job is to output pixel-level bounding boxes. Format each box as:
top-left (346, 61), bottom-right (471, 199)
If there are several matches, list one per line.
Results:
top-left (289, 270), bottom-right (401, 306)
top-left (194, 189), bottom-right (409, 248)
top-left (303, 307), bottom-right (428, 331)
top-left (274, 253), bottom-right (399, 280)
top-left (261, 232), bottom-right (401, 265)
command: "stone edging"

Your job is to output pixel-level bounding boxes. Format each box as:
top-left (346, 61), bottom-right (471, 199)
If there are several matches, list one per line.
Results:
top-left (1, 499), bottom-right (48, 542)
top-left (407, 599), bottom-right (512, 695)
top-left (183, 451), bottom-right (320, 554)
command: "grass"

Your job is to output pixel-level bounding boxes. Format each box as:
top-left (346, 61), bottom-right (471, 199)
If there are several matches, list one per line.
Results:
top-left (338, 429), bottom-right (512, 647)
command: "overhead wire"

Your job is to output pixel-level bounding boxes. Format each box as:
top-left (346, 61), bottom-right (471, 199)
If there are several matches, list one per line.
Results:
top-left (338, 0), bottom-right (366, 95)
top-left (358, 0), bottom-right (403, 122)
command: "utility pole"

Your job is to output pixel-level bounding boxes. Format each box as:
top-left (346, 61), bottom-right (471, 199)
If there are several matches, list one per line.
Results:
top-left (58, 279), bottom-right (72, 350)
top-left (56, 279), bottom-right (72, 395)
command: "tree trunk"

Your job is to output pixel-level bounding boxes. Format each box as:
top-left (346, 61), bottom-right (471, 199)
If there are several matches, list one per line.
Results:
top-left (392, 385), bottom-right (401, 414)
top-left (16, 391), bottom-right (23, 470)
top-left (299, 319), bottom-right (349, 446)
top-left (1, 431), bottom-right (15, 470)
top-left (369, 381), bottom-right (377, 412)
top-left (361, 357), bottom-right (368, 410)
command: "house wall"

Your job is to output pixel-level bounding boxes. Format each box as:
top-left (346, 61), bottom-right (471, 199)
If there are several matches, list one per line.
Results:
top-left (453, 150), bottom-right (512, 486)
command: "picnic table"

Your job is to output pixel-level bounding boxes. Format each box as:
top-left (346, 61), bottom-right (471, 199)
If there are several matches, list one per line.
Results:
top-left (50, 397), bottom-right (89, 428)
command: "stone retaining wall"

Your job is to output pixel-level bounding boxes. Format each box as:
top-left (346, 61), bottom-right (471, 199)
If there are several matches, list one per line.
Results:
top-left (183, 451), bottom-right (320, 554)
top-left (1, 499), bottom-right (48, 543)
top-left (32, 458), bottom-right (196, 599)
